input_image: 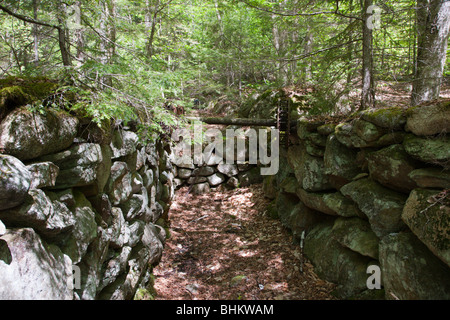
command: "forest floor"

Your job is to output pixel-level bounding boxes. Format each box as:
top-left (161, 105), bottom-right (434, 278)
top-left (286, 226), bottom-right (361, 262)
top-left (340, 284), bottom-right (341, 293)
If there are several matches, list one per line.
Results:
top-left (152, 184), bottom-right (337, 300)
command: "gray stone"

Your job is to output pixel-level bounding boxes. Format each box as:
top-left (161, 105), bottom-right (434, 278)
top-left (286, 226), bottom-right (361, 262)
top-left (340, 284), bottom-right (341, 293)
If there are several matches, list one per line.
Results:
top-left (177, 168), bottom-right (192, 179)
top-left (340, 178), bottom-right (407, 238)
top-left (26, 161), bottom-right (59, 189)
top-left (324, 134), bottom-right (362, 189)
top-left (110, 130), bottom-right (139, 159)
top-left (76, 226), bottom-right (110, 300)
top-left (304, 221), bottom-right (374, 299)
top-left (187, 176), bottom-right (207, 184)
top-left (361, 107), bottom-right (406, 131)
top-left (276, 192), bottom-right (325, 240)
top-left (402, 189), bottom-right (450, 267)
top-left (322, 192), bottom-right (365, 218)
top-left (217, 163), bottom-right (239, 177)
top-left (368, 144), bottom-right (420, 193)
top-left (108, 207), bottom-right (130, 249)
top-left (0, 155), bottom-right (31, 210)
top-left (237, 166), bottom-right (264, 187)
top-left (207, 173), bottom-right (226, 186)
top-left (0, 228), bottom-right (73, 299)
top-left (106, 162), bottom-right (133, 206)
top-left (403, 134), bottom-right (450, 166)
top-left (0, 189), bottom-right (75, 239)
top-left (406, 102), bottom-right (450, 136)
top-left (0, 108), bottom-right (78, 161)
top-left (100, 246), bottom-right (132, 291)
top-left (379, 232), bottom-right (450, 300)
top-left (191, 182), bottom-right (211, 195)
top-left (332, 217), bottom-right (379, 259)
top-left (288, 144), bottom-right (332, 192)
top-left (38, 143), bottom-right (108, 190)
top-left (192, 166), bottom-right (215, 177)
top-left (408, 168), bottom-right (450, 189)
top-left (226, 177), bottom-right (239, 188)
top-left (296, 188), bottom-right (338, 216)
top-left (58, 190), bottom-right (98, 264)
top-left (0, 220), bottom-right (5, 236)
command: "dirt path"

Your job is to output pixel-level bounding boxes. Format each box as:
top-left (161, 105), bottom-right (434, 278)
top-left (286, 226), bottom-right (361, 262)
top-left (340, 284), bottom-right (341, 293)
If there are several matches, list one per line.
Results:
top-left (152, 184), bottom-right (337, 300)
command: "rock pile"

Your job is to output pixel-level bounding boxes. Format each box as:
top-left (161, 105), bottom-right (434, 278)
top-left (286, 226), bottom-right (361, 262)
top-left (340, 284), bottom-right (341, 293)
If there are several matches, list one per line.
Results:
top-left (266, 102), bottom-right (450, 299)
top-left (0, 107), bottom-right (174, 299)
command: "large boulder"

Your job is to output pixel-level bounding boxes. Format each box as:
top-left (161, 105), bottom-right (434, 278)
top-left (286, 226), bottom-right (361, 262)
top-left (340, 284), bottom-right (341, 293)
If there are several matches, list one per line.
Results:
top-left (276, 192), bottom-right (326, 240)
top-left (38, 143), bottom-right (110, 192)
top-left (402, 189), bottom-right (450, 267)
top-left (304, 221), bottom-right (374, 299)
top-left (0, 189), bottom-right (75, 239)
top-left (0, 228), bottom-right (73, 299)
top-left (105, 162), bottom-right (133, 206)
top-left (0, 155), bottom-right (31, 210)
top-left (379, 232), bottom-right (450, 300)
top-left (331, 217), bottom-right (379, 259)
top-left (403, 134), bottom-right (450, 166)
top-left (287, 144), bottom-right (332, 192)
top-left (26, 161), bottom-right (59, 189)
top-left (57, 190), bottom-right (98, 264)
top-left (322, 192), bottom-right (365, 219)
top-left (340, 178), bottom-right (407, 238)
top-left (361, 107), bottom-right (406, 131)
top-left (335, 120), bottom-right (404, 149)
top-left (367, 144), bottom-right (420, 193)
top-left (0, 108), bottom-right (78, 161)
top-left (405, 101), bottom-right (450, 136)
top-left (408, 168), bottom-right (450, 189)
top-left (324, 134), bottom-right (363, 189)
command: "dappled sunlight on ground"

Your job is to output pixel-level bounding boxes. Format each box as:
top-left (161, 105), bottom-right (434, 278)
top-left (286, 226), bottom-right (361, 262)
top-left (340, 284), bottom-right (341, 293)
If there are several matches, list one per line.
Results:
top-left (152, 184), bottom-right (336, 300)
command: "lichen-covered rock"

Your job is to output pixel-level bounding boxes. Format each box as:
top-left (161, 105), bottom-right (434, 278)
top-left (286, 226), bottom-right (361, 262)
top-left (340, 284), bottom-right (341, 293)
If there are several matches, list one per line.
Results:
top-left (26, 161), bottom-right (59, 189)
top-left (324, 134), bottom-right (362, 189)
top-left (405, 101), bottom-right (450, 136)
top-left (276, 192), bottom-right (326, 240)
top-left (408, 168), bottom-right (450, 189)
top-left (0, 108), bottom-right (78, 161)
top-left (335, 121), bottom-right (404, 149)
top-left (304, 221), bottom-right (374, 299)
top-left (287, 144), bottom-right (332, 192)
top-left (0, 154), bottom-right (31, 210)
top-left (322, 192), bottom-right (365, 218)
top-left (0, 189), bottom-right (75, 239)
top-left (106, 161), bottom-right (133, 206)
top-left (379, 232), bottom-right (450, 300)
top-left (0, 228), bottom-right (73, 300)
top-left (403, 134), bottom-right (450, 166)
top-left (402, 189), bottom-right (450, 267)
top-left (58, 190), bottom-right (98, 264)
top-left (340, 178), bottom-right (407, 238)
top-left (295, 188), bottom-right (338, 216)
top-left (367, 144), bottom-right (420, 193)
top-left (207, 173), bottom-right (226, 186)
top-left (332, 217), bottom-right (379, 259)
top-left (191, 182), bottom-right (211, 195)
top-left (38, 143), bottom-right (109, 191)
top-left (110, 130), bottom-right (139, 159)
top-left (217, 163), bottom-right (239, 177)
top-left (237, 166), bottom-right (264, 187)
top-left (361, 107), bottom-right (406, 131)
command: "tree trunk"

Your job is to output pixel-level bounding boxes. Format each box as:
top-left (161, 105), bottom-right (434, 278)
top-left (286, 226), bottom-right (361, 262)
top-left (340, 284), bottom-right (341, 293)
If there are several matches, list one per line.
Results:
top-left (411, 0), bottom-right (450, 105)
top-left (32, 0), bottom-right (40, 66)
top-left (360, 0), bottom-right (375, 110)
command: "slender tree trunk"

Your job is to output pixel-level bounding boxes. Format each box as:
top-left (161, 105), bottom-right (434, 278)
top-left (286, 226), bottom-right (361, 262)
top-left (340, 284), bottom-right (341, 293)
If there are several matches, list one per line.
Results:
top-left (57, 1), bottom-right (71, 67)
top-left (360, 0), bottom-right (375, 110)
top-left (32, 0), bottom-right (39, 66)
top-left (411, 0), bottom-right (450, 105)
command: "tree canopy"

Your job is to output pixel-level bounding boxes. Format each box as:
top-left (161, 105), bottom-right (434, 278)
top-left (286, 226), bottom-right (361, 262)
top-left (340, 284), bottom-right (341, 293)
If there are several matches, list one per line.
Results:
top-left (0, 0), bottom-right (449, 128)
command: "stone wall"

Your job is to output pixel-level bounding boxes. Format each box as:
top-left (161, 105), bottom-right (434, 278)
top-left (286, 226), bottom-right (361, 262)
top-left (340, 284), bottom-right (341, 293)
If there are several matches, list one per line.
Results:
top-left (0, 107), bottom-right (174, 299)
top-left (265, 102), bottom-right (450, 299)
